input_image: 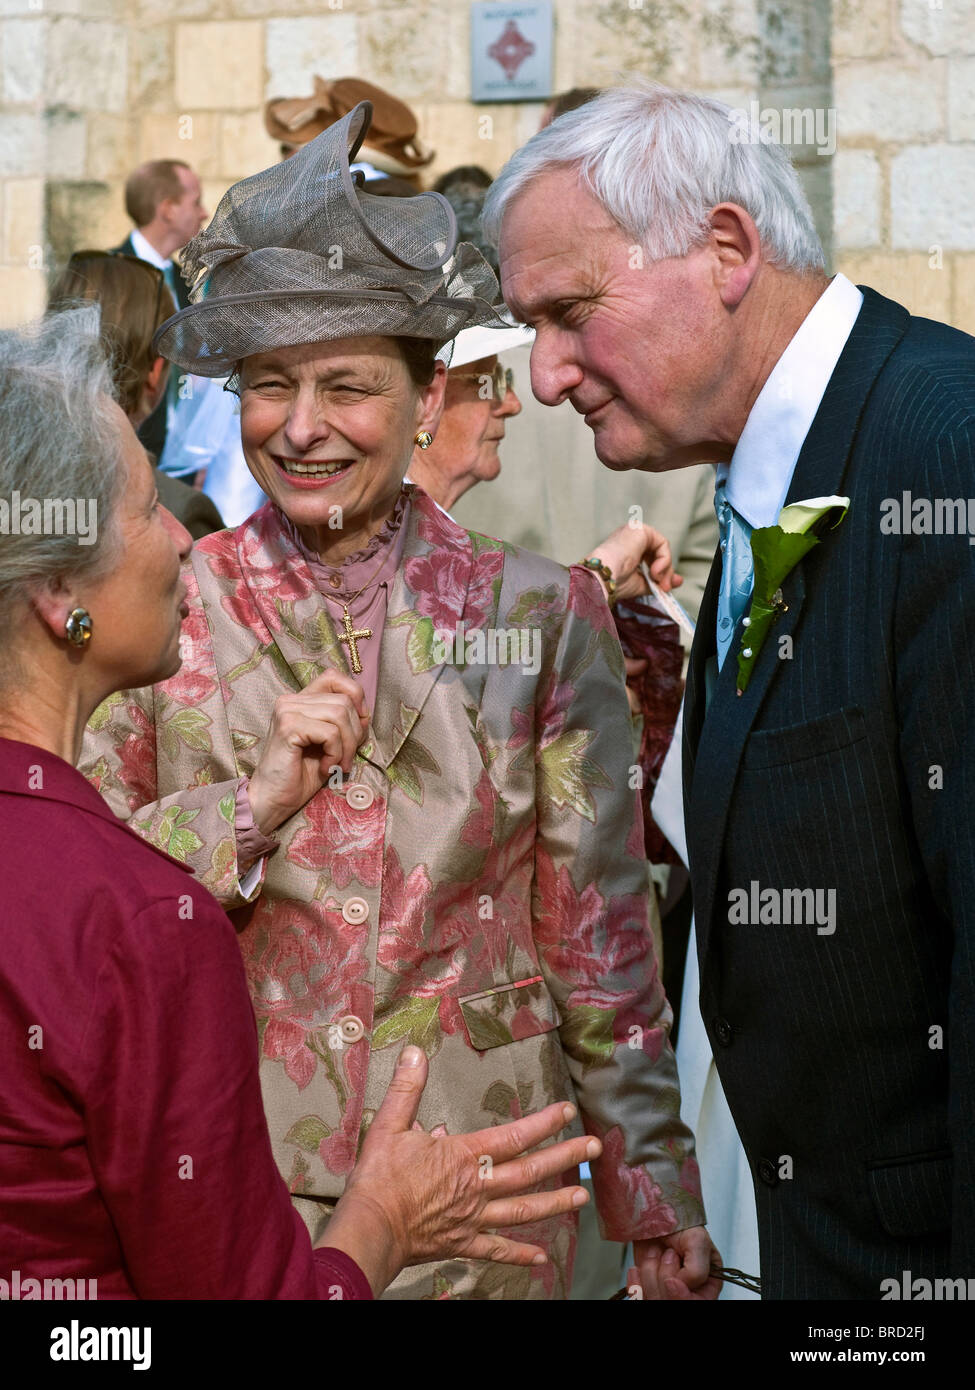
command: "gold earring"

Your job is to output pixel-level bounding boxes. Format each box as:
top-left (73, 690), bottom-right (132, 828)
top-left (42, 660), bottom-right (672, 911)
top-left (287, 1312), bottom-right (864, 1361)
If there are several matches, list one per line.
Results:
top-left (414, 430), bottom-right (433, 450)
top-left (65, 608), bottom-right (92, 647)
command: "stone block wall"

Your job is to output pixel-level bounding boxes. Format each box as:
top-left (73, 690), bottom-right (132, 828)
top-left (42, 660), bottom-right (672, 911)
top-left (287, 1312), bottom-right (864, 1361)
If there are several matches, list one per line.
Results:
top-left (0, 0), bottom-right (967, 333)
top-left (832, 0), bottom-right (975, 333)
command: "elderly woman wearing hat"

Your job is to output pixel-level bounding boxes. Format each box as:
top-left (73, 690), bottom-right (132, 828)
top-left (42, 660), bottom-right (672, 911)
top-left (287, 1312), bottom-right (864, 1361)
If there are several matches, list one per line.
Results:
top-left (404, 319), bottom-right (529, 514)
top-left (82, 104), bottom-right (715, 1300)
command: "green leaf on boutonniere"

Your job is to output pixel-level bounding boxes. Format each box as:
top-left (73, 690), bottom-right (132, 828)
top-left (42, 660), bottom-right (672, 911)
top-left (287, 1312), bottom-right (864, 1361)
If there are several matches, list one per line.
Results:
top-left (736, 496), bottom-right (849, 695)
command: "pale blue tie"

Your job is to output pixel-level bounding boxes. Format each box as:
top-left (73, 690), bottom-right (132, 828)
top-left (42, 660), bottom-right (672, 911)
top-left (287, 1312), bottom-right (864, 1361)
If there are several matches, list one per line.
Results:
top-left (714, 479), bottom-right (754, 671)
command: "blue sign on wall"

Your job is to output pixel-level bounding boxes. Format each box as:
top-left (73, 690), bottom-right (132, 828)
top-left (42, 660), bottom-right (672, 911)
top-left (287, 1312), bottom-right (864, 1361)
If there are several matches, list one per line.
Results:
top-left (471, 2), bottom-right (554, 103)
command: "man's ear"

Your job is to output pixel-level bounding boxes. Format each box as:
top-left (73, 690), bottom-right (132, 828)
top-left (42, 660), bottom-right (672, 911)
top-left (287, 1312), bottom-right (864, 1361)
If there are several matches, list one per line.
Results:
top-left (708, 203), bottom-right (762, 308)
top-left (132, 356), bottom-right (169, 428)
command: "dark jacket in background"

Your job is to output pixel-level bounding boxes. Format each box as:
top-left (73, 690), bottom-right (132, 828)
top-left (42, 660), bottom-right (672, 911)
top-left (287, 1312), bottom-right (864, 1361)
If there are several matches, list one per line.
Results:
top-left (155, 466), bottom-right (224, 540)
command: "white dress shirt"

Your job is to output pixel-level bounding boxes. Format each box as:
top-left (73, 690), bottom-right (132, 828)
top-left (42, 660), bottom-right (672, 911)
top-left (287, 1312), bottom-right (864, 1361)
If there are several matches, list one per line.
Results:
top-left (719, 272), bottom-right (864, 528)
top-left (129, 226), bottom-right (172, 274)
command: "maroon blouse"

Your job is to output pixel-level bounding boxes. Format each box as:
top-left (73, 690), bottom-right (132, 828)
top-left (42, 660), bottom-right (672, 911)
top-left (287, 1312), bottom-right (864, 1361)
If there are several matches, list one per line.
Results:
top-left (0, 737), bottom-right (371, 1300)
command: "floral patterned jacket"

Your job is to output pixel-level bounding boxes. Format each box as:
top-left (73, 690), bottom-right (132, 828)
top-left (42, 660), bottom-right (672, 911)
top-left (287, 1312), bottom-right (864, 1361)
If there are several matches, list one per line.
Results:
top-left (81, 486), bottom-right (704, 1299)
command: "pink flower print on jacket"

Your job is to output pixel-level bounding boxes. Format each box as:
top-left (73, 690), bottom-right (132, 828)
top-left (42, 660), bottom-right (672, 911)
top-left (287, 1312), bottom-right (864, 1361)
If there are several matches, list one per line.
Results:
top-left (205, 507), bottom-right (317, 630)
top-left (246, 895), bottom-right (370, 1094)
top-left (405, 545), bottom-right (502, 634)
top-left (286, 785), bottom-right (385, 888)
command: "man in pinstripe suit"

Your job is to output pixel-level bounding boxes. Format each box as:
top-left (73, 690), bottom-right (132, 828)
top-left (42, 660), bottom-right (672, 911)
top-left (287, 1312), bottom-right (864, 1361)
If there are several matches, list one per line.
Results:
top-left (488, 82), bottom-right (973, 1299)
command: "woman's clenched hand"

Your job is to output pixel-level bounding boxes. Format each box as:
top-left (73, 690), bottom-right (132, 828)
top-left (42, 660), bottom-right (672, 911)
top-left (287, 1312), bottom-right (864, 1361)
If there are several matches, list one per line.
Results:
top-left (247, 669), bottom-right (370, 835)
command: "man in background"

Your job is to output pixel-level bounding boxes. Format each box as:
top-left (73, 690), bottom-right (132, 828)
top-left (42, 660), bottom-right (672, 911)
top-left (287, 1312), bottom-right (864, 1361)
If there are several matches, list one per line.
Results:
top-left (113, 160), bottom-right (208, 461)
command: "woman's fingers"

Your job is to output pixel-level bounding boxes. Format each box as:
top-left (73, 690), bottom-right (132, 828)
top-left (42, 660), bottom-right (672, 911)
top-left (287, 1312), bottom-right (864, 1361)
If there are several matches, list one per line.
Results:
top-left (466, 1101), bottom-right (577, 1171)
top-left (459, 1233), bottom-right (550, 1267)
top-left (280, 701), bottom-right (365, 770)
top-left (487, 1133), bottom-right (600, 1197)
top-left (479, 1183), bottom-right (589, 1230)
top-left (280, 693), bottom-right (366, 741)
top-left (250, 684), bottom-right (370, 831)
top-left (365, 1046), bottom-right (428, 1140)
top-left (643, 526), bottom-right (672, 570)
top-left (302, 668), bottom-right (369, 719)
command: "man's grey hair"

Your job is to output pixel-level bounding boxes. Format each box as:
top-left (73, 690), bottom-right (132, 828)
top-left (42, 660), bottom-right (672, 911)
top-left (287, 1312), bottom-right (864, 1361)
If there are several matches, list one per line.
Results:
top-left (0, 307), bottom-right (126, 633)
top-left (482, 80), bottom-right (825, 274)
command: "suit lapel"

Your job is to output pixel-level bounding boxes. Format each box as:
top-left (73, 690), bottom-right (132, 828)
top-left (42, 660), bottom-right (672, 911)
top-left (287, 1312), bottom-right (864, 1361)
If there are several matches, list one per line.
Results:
top-left (170, 252), bottom-right (192, 309)
top-left (687, 565), bottom-right (808, 960)
top-left (686, 286), bottom-right (911, 965)
top-left (781, 287), bottom-right (910, 508)
top-left (683, 543), bottom-right (720, 776)
top-left (368, 489), bottom-right (473, 769)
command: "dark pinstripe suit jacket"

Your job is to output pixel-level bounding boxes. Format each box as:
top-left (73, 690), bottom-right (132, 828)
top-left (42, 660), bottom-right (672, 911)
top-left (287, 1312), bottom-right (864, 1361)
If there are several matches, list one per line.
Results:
top-left (683, 286), bottom-right (975, 1299)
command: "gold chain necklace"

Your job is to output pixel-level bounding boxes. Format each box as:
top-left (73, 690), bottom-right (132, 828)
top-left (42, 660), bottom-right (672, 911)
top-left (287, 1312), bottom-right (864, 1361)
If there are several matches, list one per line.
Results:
top-left (323, 551), bottom-right (389, 675)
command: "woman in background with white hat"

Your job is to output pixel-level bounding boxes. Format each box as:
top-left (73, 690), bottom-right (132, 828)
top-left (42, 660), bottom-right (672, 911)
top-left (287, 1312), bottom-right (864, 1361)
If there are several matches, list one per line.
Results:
top-left (406, 320), bottom-right (529, 514)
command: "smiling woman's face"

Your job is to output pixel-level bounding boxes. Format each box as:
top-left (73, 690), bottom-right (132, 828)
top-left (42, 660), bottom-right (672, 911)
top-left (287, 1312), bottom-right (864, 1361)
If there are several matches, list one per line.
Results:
top-left (238, 336), bottom-right (444, 558)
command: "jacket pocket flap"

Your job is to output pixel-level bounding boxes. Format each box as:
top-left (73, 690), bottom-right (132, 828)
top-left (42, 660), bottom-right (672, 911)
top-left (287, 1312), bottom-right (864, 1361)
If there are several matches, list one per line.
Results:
top-left (867, 1149), bottom-right (952, 1239)
top-left (459, 976), bottom-right (560, 1051)
top-left (743, 705), bottom-right (867, 770)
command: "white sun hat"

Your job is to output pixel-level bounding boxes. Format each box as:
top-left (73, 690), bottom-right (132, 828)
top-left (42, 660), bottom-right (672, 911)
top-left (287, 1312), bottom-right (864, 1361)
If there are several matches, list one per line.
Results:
top-left (438, 316), bottom-right (534, 369)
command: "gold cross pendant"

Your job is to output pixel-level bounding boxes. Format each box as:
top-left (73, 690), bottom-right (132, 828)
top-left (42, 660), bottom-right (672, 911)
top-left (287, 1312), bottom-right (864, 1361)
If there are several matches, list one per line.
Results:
top-left (338, 608), bottom-right (372, 675)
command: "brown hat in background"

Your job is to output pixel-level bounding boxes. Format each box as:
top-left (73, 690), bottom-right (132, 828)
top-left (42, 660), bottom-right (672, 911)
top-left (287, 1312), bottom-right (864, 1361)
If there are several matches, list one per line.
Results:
top-left (264, 76), bottom-right (435, 174)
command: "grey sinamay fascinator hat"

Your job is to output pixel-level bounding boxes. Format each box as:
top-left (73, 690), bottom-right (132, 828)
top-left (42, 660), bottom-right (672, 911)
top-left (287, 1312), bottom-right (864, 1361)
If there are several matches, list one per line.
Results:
top-left (154, 101), bottom-right (505, 377)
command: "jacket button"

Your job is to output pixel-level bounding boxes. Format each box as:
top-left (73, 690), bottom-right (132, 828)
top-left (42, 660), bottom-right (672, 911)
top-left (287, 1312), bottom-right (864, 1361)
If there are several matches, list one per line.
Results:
top-left (758, 1158), bottom-right (778, 1187)
top-left (713, 1016), bottom-right (733, 1047)
top-left (338, 1014), bottom-right (365, 1043)
top-left (346, 784), bottom-right (374, 810)
top-left (341, 897), bottom-right (369, 925)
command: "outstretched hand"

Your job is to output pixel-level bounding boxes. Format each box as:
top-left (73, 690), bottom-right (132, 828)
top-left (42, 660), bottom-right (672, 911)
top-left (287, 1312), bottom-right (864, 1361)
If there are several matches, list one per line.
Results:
top-left (319, 1045), bottom-right (600, 1295)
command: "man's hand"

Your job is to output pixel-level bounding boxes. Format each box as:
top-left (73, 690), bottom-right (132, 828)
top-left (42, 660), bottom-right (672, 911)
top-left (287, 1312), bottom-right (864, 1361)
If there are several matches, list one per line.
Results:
top-left (586, 521), bottom-right (682, 605)
top-left (630, 1228), bottom-right (722, 1300)
top-left (319, 1045), bottom-right (600, 1295)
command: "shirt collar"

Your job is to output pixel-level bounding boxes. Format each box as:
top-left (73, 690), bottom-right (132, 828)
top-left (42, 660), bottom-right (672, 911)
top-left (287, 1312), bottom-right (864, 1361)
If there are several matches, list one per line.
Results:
top-left (721, 273), bottom-right (864, 528)
top-left (402, 475), bottom-right (455, 521)
top-left (129, 227), bottom-right (172, 272)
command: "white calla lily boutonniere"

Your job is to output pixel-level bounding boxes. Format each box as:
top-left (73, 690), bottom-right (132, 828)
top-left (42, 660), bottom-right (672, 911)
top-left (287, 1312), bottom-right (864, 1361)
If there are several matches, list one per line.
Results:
top-left (736, 495), bottom-right (850, 695)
